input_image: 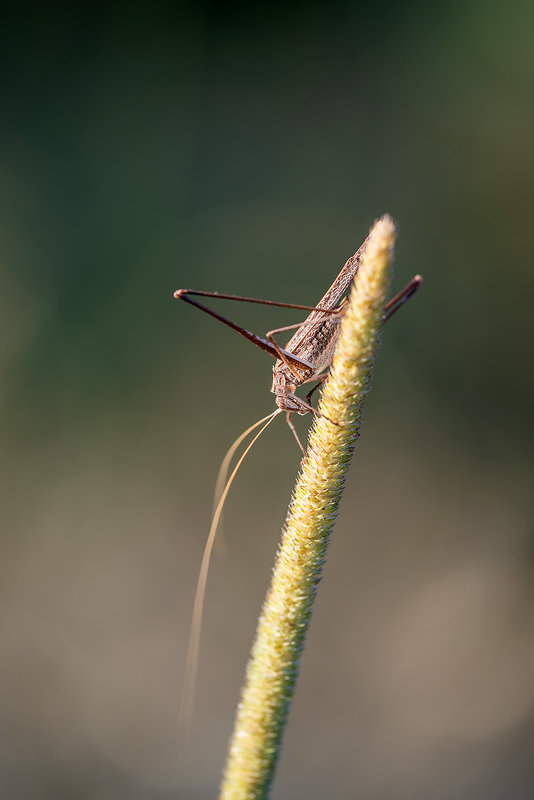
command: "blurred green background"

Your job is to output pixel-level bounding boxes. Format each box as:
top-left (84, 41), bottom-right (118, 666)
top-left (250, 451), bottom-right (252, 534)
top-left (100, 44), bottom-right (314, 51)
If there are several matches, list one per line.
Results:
top-left (2, 2), bottom-right (533, 798)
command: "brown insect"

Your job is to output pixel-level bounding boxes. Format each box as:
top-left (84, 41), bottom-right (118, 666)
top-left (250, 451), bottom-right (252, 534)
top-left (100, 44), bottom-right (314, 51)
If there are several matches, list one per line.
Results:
top-left (174, 232), bottom-right (421, 451)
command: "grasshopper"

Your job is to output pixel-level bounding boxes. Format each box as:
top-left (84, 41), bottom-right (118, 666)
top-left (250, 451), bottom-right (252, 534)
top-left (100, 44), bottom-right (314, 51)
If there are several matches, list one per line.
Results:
top-left (174, 230), bottom-right (421, 451)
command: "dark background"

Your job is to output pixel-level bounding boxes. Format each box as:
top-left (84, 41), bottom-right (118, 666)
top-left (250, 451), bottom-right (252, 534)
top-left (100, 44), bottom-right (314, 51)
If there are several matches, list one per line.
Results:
top-left (1, 2), bottom-right (533, 798)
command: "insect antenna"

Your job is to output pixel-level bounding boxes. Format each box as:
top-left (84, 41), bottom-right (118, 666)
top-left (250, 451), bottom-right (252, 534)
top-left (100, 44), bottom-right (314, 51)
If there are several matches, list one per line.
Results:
top-left (180, 408), bottom-right (282, 736)
top-left (212, 410), bottom-right (280, 553)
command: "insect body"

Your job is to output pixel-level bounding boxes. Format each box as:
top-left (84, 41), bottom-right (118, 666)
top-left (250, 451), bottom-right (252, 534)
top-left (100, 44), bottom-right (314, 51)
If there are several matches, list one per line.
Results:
top-left (175, 234), bottom-right (420, 449)
top-left (270, 247), bottom-right (363, 417)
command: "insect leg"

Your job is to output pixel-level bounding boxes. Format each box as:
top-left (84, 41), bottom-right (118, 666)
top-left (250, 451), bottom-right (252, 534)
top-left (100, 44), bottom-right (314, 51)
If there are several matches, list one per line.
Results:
top-left (266, 321), bottom-right (317, 381)
top-left (383, 275), bottom-right (423, 322)
top-left (266, 308), bottom-right (342, 383)
top-left (174, 288), bottom-right (334, 313)
top-left (304, 373), bottom-right (330, 405)
top-left (174, 290), bottom-right (313, 370)
top-left (285, 412), bottom-right (307, 456)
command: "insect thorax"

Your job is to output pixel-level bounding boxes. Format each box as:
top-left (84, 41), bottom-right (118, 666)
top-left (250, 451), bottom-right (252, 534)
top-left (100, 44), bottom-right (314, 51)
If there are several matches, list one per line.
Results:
top-left (271, 360), bottom-right (313, 393)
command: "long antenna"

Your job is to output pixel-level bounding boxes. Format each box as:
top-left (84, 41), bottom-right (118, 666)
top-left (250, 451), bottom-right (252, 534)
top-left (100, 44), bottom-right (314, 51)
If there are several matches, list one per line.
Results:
top-left (214, 415), bottom-right (274, 512)
top-left (212, 412), bottom-right (279, 553)
top-left (180, 409), bottom-right (282, 735)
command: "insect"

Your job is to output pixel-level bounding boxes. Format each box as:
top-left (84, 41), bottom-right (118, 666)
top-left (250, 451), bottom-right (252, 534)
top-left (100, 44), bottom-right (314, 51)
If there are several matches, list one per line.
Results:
top-left (175, 225), bottom-right (422, 731)
top-left (174, 232), bottom-right (421, 451)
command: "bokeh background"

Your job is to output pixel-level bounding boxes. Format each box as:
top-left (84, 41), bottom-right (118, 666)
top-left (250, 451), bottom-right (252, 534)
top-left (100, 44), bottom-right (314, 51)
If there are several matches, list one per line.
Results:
top-left (2, 2), bottom-right (534, 798)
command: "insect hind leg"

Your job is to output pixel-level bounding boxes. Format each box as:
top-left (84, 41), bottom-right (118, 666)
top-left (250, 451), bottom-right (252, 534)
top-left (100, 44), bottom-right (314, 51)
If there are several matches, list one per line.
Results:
top-left (383, 275), bottom-right (423, 322)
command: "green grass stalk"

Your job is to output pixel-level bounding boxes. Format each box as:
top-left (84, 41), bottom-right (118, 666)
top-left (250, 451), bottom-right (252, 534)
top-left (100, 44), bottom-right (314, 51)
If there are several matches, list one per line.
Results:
top-left (219, 215), bottom-right (397, 800)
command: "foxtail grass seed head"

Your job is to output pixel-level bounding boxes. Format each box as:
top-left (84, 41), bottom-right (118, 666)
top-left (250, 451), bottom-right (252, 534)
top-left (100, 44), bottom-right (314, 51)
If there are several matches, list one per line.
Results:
top-left (220, 215), bottom-right (398, 800)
